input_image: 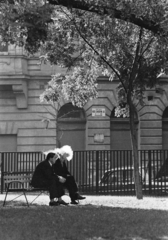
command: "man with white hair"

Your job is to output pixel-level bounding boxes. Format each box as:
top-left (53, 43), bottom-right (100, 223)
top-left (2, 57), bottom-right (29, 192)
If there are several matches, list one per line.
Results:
top-left (54, 145), bottom-right (86, 205)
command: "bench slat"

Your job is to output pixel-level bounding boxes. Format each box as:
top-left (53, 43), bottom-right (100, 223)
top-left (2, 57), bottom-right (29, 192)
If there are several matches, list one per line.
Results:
top-left (7, 189), bottom-right (27, 192)
top-left (3, 173), bottom-right (49, 191)
top-left (5, 180), bottom-right (30, 184)
top-left (27, 188), bottom-right (48, 192)
top-left (4, 176), bottom-right (32, 180)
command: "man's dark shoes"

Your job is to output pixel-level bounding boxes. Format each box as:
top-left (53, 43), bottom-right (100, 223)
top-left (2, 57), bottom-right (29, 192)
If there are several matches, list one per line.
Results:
top-left (58, 199), bottom-right (69, 206)
top-left (75, 193), bottom-right (86, 200)
top-left (70, 200), bottom-right (78, 205)
top-left (49, 201), bottom-right (60, 206)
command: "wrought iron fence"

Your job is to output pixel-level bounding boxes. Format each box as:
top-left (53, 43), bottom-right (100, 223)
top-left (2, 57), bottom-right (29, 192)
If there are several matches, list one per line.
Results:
top-left (1, 150), bottom-right (168, 196)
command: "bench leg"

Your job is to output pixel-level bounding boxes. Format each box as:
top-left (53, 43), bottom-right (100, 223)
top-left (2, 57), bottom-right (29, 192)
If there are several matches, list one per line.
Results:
top-left (3, 183), bottom-right (30, 207)
top-left (3, 185), bottom-right (9, 207)
top-left (28, 190), bottom-right (49, 205)
top-left (23, 192), bottom-right (29, 207)
top-left (29, 192), bottom-right (43, 205)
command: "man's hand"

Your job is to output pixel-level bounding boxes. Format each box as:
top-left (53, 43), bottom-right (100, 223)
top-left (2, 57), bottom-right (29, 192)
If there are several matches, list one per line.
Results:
top-left (58, 176), bottom-right (66, 183)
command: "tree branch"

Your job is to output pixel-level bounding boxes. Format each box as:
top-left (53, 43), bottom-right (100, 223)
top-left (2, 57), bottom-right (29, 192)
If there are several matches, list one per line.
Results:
top-left (129, 27), bottom-right (143, 91)
top-left (140, 37), bottom-right (155, 58)
top-left (47, 0), bottom-right (162, 35)
top-left (64, 13), bottom-right (127, 92)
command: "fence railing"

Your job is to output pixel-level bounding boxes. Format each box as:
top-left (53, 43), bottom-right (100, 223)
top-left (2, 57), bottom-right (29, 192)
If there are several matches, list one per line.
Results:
top-left (1, 150), bottom-right (168, 196)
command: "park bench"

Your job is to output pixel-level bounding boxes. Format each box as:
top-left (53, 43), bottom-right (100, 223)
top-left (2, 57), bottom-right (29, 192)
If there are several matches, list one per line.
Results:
top-left (2, 172), bottom-right (51, 207)
top-left (2, 172), bottom-right (79, 207)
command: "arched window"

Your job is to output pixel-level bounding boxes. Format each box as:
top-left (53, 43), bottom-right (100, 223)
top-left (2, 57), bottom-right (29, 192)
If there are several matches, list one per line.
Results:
top-left (110, 107), bottom-right (138, 119)
top-left (0, 42), bottom-right (8, 52)
top-left (163, 107), bottom-right (168, 118)
top-left (162, 107), bottom-right (168, 149)
top-left (58, 103), bottom-right (85, 119)
top-left (110, 106), bottom-right (138, 150)
top-left (57, 103), bottom-right (86, 150)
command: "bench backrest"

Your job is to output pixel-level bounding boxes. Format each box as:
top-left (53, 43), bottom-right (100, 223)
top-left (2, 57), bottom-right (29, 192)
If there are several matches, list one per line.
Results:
top-left (2, 172), bottom-right (33, 191)
top-left (4, 174), bottom-right (32, 183)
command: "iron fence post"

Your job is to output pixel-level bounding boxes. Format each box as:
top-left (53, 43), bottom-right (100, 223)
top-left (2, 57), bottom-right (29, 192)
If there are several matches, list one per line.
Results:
top-left (1, 153), bottom-right (4, 193)
top-left (148, 150), bottom-right (152, 194)
top-left (96, 151), bottom-right (99, 194)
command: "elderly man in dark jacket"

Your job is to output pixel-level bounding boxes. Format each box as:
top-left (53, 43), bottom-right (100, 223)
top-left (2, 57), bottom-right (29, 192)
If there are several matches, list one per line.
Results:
top-left (54, 145), bottom-right (86, 204)
top-left (31, 152), bottom-right (66, 206)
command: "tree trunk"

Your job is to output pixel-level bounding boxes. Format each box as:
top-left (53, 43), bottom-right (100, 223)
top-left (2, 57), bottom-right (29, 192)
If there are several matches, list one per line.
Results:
top-left (55, 112), bottom-right (61, 148)
top-left (128, 95), bottom-right (143, 199)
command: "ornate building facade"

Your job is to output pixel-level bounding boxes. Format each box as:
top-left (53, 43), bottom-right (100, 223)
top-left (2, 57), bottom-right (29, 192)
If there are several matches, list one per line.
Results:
top-left (0, 45), bottom-right (168, 152)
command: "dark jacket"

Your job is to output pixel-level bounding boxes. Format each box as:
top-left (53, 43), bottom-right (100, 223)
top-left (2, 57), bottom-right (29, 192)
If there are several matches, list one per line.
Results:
top-left (31, 159), bottom-right (58, 187)
top-left (54, 158), bottom-right (78, 199)
top-left (54, 158), bottom-right (71, 178)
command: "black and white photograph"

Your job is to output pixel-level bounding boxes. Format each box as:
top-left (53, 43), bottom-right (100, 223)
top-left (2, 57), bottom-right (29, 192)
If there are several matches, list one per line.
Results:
top-left (0, 1), bottom-right (168, 240)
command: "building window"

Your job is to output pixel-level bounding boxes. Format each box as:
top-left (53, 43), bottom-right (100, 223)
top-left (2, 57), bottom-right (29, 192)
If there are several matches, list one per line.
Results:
top-left (0, 42), bottom-right (8, 52)
top-left (58, 103), bottom-right (85, 119)
top-left (111, 106), bottom-right (138, 119)
top-left (163, 107), bottom-right (168, 118)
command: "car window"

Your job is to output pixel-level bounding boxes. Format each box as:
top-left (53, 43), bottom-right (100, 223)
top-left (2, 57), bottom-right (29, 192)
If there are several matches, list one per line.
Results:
top-left (100, 168), bottom-right (138, 184)
top-left (101, 169), bottom-right (134, 184)
top-left (107, 172), bottom-right (118, 183)
top-left (107, 171), bottom-right (124, 183)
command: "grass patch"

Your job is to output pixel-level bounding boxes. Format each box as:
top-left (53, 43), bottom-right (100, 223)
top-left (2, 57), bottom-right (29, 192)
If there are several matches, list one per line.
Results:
top-left (0, 201), bottom-right (168, 240)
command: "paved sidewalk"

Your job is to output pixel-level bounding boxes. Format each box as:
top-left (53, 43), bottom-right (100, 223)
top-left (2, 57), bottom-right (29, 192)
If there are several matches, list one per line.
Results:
top-left (0, 193), bottom-right (168, 210)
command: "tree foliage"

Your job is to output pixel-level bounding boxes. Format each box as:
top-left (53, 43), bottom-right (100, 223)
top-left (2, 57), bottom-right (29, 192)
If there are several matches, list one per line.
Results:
top-left (1, 0), bottom-right (168, 53)
top-left (40, 69), bottom-right (98, 108)
top-left (0, 0), bottom-right (52, 53)
top-left (38, 6), bottom-right (168, 106)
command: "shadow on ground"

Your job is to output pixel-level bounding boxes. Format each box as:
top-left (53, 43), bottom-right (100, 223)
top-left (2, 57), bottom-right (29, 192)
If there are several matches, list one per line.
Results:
top-left (0, 198), bottom-right (168, 240)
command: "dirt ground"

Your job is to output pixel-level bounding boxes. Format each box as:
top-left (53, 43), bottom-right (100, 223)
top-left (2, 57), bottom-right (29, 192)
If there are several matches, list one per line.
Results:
top-left (0, 193), bottom-right (167, 210)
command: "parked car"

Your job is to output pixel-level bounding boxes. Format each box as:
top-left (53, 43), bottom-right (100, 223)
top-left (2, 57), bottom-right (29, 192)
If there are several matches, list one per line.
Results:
top-left (99, 166), bottom-right (141, 185)
top-left (98, 166), bottom-right (168, 193)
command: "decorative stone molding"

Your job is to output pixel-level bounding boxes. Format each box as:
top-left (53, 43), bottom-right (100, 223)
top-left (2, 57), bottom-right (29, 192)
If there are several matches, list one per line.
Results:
top-left (12, 80), bottom-right (27, 109)
top-left (0, 58), bottom-right (10, 65)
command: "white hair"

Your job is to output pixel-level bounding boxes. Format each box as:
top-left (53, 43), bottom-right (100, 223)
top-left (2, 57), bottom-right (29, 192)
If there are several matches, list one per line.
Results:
top-left (43, 145), bottom-right (73, 161)
top-left (58, 145), bottom-right (73, 161)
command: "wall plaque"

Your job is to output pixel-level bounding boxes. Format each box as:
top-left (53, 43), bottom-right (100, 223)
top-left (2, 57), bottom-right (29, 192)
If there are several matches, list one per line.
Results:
top-left (94, 134), bottom-right (104, 143)
top-left (92, 108), bottom-right (106, 117)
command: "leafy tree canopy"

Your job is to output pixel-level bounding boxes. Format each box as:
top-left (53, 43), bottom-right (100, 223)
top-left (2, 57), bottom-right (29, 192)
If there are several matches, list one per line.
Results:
top-left (1, 0), bottom-right (168, 53)
top-left (40, 70), bottom-right (98, 108)
top-left (1, 0), bottom-right (168, 104)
